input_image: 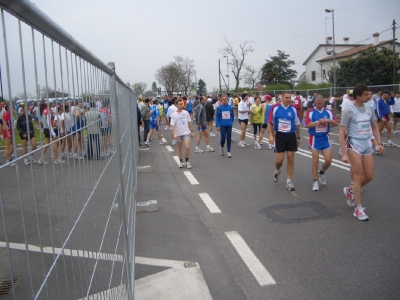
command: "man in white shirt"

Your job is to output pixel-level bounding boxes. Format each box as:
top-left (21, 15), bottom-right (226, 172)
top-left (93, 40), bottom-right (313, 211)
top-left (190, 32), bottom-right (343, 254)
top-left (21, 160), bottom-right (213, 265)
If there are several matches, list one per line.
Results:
top-left (171, 99), bottom-right (195, 169)
top-left (237, 93), bottom-right (251, 147)
top-left (167, 98), bottom-right (178, 145)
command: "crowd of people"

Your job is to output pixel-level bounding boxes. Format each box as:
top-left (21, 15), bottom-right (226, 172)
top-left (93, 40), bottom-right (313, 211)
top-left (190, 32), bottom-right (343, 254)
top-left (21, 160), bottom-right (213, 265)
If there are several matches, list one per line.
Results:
top-left (0, 96), bottom-right (114, 167)
top-left (136, 86), bottom-right (399, 222)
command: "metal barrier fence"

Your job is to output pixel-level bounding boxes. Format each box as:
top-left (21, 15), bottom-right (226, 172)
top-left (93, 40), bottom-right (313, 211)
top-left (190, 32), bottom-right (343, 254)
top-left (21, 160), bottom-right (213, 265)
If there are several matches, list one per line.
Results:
top-left (0, 1), bottom-right (138, 299)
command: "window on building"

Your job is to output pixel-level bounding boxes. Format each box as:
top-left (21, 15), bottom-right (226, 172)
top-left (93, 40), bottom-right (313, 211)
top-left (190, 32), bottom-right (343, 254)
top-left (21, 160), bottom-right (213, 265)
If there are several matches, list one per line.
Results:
top-left (311, 71), bottom-right (316, 81)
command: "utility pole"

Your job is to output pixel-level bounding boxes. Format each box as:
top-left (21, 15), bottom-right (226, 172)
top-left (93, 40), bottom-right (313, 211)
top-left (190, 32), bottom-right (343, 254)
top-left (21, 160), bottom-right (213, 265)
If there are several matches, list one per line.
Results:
top-left (218, 59), bottom-right (221, 92)
top-left (393, 19), bottom-right (397, 84)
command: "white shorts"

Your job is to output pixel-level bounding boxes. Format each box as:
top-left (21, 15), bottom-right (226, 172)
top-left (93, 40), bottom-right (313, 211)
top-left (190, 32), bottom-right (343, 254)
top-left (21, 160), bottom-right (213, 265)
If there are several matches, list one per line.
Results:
top-left (177, 135), bottom-right (190, 142)
top-left (346, 137), bottom-right (374, 156)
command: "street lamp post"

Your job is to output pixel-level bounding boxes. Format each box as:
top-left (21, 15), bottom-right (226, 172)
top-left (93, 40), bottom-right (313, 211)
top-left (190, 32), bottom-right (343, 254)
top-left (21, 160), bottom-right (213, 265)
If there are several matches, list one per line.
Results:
top-left (325, 8), bottom-right (336, 96)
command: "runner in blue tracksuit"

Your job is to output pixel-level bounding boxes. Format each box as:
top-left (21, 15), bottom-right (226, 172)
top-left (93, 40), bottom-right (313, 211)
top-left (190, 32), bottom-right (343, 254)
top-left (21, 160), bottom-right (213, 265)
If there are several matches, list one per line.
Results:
top-left (216, 95), bottom-right (234, 158)
top-left (186, 97), bottom-right (193, 117)
top-left (376, 91), bottom-right (396, 146)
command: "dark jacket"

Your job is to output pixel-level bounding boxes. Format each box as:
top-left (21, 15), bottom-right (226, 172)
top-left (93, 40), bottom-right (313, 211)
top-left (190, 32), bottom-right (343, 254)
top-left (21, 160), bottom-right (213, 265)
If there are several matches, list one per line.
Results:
top-left (17, 113), bottom-right (34, 136)
top-left (205, 101), bottom-right (215, 120)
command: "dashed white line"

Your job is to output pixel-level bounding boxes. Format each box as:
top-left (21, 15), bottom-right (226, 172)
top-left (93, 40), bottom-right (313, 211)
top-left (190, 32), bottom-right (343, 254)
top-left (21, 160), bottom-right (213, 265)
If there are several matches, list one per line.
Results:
top-left (166, 145), bottom-right (174, 152)
top-left (173, 155), bottom-right (180, 165)
top-left (198, 193), bottom-right (221, 213)
top-left (183, 171), bottom-right (199, 185)
top-left (225, 231), bottom-right (276, 286)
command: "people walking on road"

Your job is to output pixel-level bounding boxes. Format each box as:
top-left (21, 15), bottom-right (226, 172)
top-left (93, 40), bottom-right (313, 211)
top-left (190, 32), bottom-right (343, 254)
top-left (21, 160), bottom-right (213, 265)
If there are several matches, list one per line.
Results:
top-left (339, 84), bottom-right (384, 221)
top-left (171, 99), bottom-right (195, 169)
top-left (163, 95), bottom-right (171, 130)
top-left (238, 93), bottom-right (251, 147)
top-left (2, 105), bottom-right (15, 166)
top-left (205, 97), bottom-right (215, 137)
top-left (258, 94), bottom-right (274, 150)
top-left (145, 99), bottom-right (165, 146)
top-left (167, 97), bottom-right (178, 145)
top-left (216, 95), bottom-right (234, 158)
top-left (377, 91), bottom-right (396, 147)
top-left (250, 96), bottom-right (263, 149)
top-left (17, 105), bottom-right (38, 165)
top-left (140, 99), bottom-right (150, 145)
top-left (268, 91), bottom-right (301, 191)
top-left (194, 96), bottom-right (214, 153)
top-left (305, 95), bottom-right (338, 191)
top-left (393, 92), bottom-right (400, 133)
top-left (85, 101), bottom-right (103, 160)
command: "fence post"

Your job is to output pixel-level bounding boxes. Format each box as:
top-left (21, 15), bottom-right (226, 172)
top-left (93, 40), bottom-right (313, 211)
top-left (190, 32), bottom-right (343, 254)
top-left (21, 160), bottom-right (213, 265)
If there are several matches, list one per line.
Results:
top-left (107, 62), bottom-right (134, 299)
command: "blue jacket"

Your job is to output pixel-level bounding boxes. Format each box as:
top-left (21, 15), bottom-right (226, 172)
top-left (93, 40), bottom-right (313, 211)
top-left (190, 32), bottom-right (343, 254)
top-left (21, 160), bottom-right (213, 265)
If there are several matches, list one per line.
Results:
top-left (377, 97), bottom-right (394, 118)
top-left (215, 104), bottom-right (234, 127)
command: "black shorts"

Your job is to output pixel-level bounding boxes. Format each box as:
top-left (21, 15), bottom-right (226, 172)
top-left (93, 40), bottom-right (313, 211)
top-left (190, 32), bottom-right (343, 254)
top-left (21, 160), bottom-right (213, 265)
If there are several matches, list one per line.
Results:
top-left (19, 133), bottom-right (35, 140)
top-left (394, 112), bottom-right (400, 118)
top-left (43, 128), bottom-right (50, 139)
top-left (101, 128), bottom-right (109, 136)
top-left (239, 119), bottom-right (248, 125)
top-left (377, 114), bottom-right (390, 122)
top-left (0, 120), bottom-right (3, 125)
top-left (262, 123), bottom-right (268, 129)
top-left (275, 132), bottom-right (298, 153)
top-left (253, 124), bottom-right (261, 134)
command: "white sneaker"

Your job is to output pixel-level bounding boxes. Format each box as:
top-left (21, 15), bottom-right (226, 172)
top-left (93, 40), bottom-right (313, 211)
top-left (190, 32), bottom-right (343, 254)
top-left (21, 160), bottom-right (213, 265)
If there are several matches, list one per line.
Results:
top-left (227, 152), bottom-right (232, 158)
top-left (145, 141), bottom-right (151, 147)
top-left (238, 142), bottom-right (245, 148)
top-left (312, 181), bottom-right (319, 191)
top-left (195, 148), bottom-right (204, 153)
top-left (220, 147), bottom-right (225, 156)
top-left (159, 140), bottom-right (166, 145)
top-left (178, 162), bottom-right (183, 168)
top-left (243, 142), bottom-right (250, 146)
top-left (186, 162), bottom-right (192, 169)
top-left (387, 141), bottom-right (397, 147)
top-left (267, 144), bottom-right (272, 150)
top-left (353, 207), bottom-right (369, 221)
top-left (206, 147), bottom-right (215, 152)
top-left (74, 154), bottom-right (83, 160)
top-left (393, 130), bottom-right (397, 134)
top-left (231, 139), bottom-right (235, 143)
top-left (171, 140), bottom-right (177, 146)
top-left (24, 159), bottom-right (30, 166)
top-left (37, 160), bottom-right (48, 165)
top-left (318, 173), bottom-right (327, 185)
top-left (54, 159), bottom-right (65, 164)
top-left (164, 127), bottom-right (169, 131)
top-left (254, 145), bottom-right (261, 150)
top-left (286, 181), bottom-right (295, 191)
top-left (209, 133), bottom-right (215, 137)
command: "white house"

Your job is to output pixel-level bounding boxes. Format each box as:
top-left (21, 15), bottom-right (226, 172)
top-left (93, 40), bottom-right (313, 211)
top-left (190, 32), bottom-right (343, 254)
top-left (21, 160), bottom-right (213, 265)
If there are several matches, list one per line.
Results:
top-left (301, 33), bottom-right (400, 84)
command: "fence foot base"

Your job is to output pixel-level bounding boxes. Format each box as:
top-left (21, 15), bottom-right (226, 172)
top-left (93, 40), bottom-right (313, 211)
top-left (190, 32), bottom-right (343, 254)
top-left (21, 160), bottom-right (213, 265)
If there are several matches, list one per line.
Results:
top-left (137, 200), bottom-right (158, 212)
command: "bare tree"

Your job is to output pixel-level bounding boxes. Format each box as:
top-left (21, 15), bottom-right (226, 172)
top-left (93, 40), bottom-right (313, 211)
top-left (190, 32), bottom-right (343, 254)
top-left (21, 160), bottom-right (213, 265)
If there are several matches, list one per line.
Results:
top-left (243, 65), bottom-right (260, 89)
top-left (174, 56), bottom-right (195, 95)
top-left (132, 82), bottom-right (147, 96)
top-left (155, 63), bottom-right (180, 95)
top-left (220, 37), bottom-right (254, 92)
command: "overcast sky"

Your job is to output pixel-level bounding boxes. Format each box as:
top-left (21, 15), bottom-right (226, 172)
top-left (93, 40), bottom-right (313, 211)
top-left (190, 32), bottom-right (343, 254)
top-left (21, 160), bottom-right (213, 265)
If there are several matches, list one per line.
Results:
top-left (1, 0), bottom-right (399, 96)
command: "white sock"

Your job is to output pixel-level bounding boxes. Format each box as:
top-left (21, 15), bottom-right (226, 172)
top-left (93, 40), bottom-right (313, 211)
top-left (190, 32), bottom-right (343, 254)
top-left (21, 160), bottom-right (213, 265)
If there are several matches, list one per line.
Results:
top-left (388, 140), bottom-right (392, 143)
top-left (207, 145), bottom-right (210, 149)
top-left (287, 179), bottom-right (291, 183)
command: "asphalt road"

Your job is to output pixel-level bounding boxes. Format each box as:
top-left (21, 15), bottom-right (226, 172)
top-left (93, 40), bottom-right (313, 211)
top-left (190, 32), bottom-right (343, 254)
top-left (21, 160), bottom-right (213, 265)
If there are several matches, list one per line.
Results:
top-left (136, 120), bottom-right (400, 300)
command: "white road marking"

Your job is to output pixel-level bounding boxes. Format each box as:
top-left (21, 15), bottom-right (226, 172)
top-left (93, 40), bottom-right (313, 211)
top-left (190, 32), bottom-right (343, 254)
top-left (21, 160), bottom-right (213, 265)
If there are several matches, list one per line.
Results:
top-left (183, 171), bottom-right (199, 185)
top-left (165, 145), bottom-right (174, 152)
top-left (198, 193), bottom-right (221, 213)
top-left (173, 155), bottom-right (180, 165)
top-left (225, 231), bottom-right (276, 286)
top-left (231, 128), bottom-right (350, 171)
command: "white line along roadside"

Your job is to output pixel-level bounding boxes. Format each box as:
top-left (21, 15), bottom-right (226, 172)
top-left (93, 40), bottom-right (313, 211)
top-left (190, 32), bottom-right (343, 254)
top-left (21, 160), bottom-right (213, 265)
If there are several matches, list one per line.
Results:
top-left (231, 128), bottom-right (350, 171)
top-left (225, 231), bottom-right (276, 286)
top-left (165, 145), bottom-right (174, 152)
top-left (183, 171), bottom-right (199, 185)
top-left (198, 193), bottom-right (221, 213)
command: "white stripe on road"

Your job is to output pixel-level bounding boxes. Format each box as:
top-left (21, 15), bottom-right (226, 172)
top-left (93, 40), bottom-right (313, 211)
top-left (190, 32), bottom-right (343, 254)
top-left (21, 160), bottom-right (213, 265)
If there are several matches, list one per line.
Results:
top-left (225, 231), bottom-right (276, 286)
top-left (198, 193), bottom-right (221, 213)
top-left (173, 155), bottom-right (180, 165)
top-left (183, 171), bottom-right (199, 185)
top-left (165, 145), bottom-right (174, 152)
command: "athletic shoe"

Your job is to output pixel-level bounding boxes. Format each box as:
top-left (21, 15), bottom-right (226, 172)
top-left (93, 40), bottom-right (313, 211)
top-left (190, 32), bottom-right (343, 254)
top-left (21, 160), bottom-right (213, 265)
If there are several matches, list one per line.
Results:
top-left (186, 162), bottom-right (192, 169)
top-left (53, 159), bottom-right (65, 164)
top-left (393, 130), bottom-right (397, 134)
top-left (343, 187), bottom-right (355, 207)
top-left (231, 139), bottom-right (235, 143)
top-left (353, 207), bottom-right (369, 221)
top-left (387, 141), bottom-right (397, 147)
top-left (243, 142), bottom-right (250, 146)
top-left (73, 154), bottom-right (83, 160)
top-left (9, 162), bottom-right (16, 167)
top-left (318, 173), bottom-right (327, 185)
top-left (273, 169), bottom-right (281, 183)
top-left (178, 162), bottom-right (183, 168)
top-left (164, 127), bottom-right (169, 131)
top-left (206, 147), bottom-right (215, 152)
top-left (67, 153), bottom-right (75, 159)
top-left (145, 141), bottom-right (151, 147)
top-left (37, 160), bottom-right (48, 165)
top-left (171, 140), bottom-right (177, 146)
top-left (227, 152), bottom-right (232, 158)
top-left (238, 142), bottom-right (245, 148)
top-left (267, 144), bottom-right (272, 150)
top-left (312, 181), bottom-right (319, 191)
top-left (209, 132), bottom-right (215, 137)
top-left (24, 159), bottom-right (30, 166)
top-left (286, 181), bottom-right (295, 191)
top-left (30, 157), bottom-right (37, 164)
top-left (195, 148), bottom-right (204, 153)
top-left (246, 128), bottom-right (251, 132)
top-left (220, 147), bottom-right (225, 156)
top-left (254, 145), bottom-right (261, 150)
top-left (159, 140), bottom-right (166, 145)
top-left (254, 140), bottom-right (258, 145)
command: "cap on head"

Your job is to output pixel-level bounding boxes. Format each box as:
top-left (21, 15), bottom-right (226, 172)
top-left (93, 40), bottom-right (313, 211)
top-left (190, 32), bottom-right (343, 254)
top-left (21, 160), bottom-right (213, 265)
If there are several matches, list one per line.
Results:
top-left (264, 94), bottom-right (272, 101)
top-left (349, 90), bottom-right (353, 95)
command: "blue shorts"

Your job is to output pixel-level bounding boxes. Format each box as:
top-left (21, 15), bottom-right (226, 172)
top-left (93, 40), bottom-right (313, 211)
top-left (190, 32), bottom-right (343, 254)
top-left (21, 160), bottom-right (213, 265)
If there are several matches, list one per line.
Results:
top-left (33, 116), bottom-right (38, 121)
top-left (198, 126), bottom-right (207, 131)
top-left (187, 110), bottom-right (193, 115)
top-left (150, 123), bottom-right (159, 130)
top-left (71, 126), bottom-right (82, 135)
top-left (308, 135), bottom-right (331, 151)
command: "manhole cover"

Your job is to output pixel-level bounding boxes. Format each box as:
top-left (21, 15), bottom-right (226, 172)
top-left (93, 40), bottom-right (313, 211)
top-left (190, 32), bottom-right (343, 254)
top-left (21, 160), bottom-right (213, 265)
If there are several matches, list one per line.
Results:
top-left (0, 278), bottom-right (21, 297)
top-left (274, 207), bottom-right (320, 220)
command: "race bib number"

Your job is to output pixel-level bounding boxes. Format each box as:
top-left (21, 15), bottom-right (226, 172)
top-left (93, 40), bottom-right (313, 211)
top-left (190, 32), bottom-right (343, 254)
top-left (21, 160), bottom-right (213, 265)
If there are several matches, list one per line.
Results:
top-left (164, 103), bottom-right (168, 109)
top-left (278, 120), bottom-right (291, 132)
top-left (222, 111), bottom-right (230, 119)
top-left (316, 124), bottom-right (328, 133)
top-left (294, 100), bottom-right (299, 105)
top-left (357, 121), bottom-right (370, 133)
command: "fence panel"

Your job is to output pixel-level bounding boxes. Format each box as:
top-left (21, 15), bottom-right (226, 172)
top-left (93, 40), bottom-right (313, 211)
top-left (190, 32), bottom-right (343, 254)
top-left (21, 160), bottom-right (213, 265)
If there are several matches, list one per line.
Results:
top-left (0, 1), bottom-right (138, 299)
